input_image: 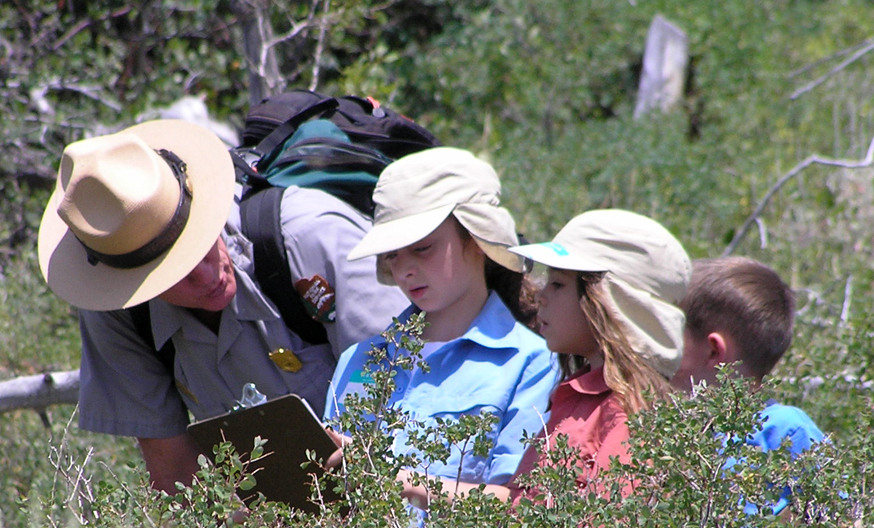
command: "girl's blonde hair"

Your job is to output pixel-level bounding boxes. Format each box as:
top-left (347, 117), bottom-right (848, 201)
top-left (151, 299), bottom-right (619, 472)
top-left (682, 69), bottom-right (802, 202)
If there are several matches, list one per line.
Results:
top-left (558, 272), bottom-right (673, 414)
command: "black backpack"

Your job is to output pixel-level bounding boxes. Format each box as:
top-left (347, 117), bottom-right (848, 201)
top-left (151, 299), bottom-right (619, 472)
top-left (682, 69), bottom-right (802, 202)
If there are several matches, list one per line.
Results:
top-left (131, 90), bottom-right (441, 369)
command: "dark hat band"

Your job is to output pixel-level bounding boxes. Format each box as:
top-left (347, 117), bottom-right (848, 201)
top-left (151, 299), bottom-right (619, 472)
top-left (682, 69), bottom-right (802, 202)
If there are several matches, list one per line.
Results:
top-left (79, 149), bottom-right (193, 269)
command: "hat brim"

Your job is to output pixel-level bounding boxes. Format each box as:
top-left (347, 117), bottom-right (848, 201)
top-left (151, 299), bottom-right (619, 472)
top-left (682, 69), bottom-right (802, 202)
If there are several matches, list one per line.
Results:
top-left (347, 204), bottom-right (455, 261)
top-left (509, 242), bottom-right (609, 273)
top-left (38, 120), bottom-right (236, 311)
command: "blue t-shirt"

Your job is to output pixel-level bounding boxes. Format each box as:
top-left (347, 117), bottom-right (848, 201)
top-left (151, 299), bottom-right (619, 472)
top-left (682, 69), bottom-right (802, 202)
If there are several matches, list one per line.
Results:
top-left (741, 400), bottom-right (825, 514)
top-left (324, 291), bottom-right (559, 485)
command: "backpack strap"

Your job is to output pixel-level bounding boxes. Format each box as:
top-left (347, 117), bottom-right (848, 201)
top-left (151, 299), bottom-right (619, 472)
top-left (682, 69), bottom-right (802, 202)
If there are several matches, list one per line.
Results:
top-left (126, 186), bottom-right (331, 375)
top-left (127, 302), bottom-right (176, 372)
top-left (251, 97), bottom-right (340, 161)
top-left (239, 186), bottom-right (330, 345)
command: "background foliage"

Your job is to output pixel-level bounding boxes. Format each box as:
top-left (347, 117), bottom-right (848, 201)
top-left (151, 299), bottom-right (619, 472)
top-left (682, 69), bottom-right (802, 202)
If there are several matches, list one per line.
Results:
top-left (1, 0), bottom-right (873, 525)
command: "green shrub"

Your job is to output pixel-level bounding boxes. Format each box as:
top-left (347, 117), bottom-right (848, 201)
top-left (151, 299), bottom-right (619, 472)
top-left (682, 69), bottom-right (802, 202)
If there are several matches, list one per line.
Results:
top-left (2, 1), bottom-right (874, 526)
top-left (31, 319), bottom-right (871, 527)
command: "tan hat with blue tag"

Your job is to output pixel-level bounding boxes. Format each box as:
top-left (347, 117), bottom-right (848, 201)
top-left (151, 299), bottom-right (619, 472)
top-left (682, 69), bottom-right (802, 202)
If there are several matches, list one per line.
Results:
top-left (510, 209), bottom-right (691, 377)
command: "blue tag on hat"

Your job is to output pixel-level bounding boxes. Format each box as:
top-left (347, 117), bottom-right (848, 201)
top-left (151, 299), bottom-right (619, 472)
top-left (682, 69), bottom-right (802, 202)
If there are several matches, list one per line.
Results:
top-left (543, 242), bottom-right (570, 256)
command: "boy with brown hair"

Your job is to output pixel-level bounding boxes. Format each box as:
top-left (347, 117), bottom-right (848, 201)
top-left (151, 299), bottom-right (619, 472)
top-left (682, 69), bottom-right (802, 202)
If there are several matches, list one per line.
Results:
top-left (671, 256), bottom-right (824, 514)
top-left (672, 256), bottom-right (795, 390)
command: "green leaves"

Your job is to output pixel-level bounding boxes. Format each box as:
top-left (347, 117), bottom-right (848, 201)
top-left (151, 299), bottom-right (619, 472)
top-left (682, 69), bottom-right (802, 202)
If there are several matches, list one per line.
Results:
top-left (3, 1), bottom-right (874, 525)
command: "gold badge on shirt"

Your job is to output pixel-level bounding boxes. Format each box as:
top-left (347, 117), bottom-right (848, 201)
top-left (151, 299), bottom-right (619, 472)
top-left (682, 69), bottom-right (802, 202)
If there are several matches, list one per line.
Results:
top-left (269, 348), bottom-right (303, 372)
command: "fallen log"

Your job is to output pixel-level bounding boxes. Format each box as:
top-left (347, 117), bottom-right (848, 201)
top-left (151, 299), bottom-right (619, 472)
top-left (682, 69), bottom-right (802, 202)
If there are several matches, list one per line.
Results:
top-left (0, 370), bottom-right (79, 416)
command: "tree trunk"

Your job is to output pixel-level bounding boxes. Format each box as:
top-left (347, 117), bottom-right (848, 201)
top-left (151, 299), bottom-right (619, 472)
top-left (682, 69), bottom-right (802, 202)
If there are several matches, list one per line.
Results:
top-left (232, 0), bottom-right (284, 107)
top-left (634, 15), bottom-right (689, 118)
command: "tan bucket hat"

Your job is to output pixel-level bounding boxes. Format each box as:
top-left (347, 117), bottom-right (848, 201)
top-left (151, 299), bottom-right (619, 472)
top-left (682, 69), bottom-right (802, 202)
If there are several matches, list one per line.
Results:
top-left (347, 147), bottom-right (525, 284)
top-left (38, 119), bottom-right (236, 311)
top-left (510, 209), bottom-right (691, 377)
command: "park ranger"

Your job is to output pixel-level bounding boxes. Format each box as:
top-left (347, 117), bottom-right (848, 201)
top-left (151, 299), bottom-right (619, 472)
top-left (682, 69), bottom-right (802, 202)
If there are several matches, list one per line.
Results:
top-left (37, 119), bottom-right (408, 493)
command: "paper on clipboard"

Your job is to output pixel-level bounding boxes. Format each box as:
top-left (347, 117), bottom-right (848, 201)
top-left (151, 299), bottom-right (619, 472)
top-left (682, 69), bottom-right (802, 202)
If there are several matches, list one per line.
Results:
top-left (187, 393), bottom-right (341, 511)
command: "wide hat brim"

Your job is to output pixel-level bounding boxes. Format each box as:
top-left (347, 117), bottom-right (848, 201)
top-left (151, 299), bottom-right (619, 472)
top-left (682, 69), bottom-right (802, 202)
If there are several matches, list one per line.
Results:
top-left (37, 120), bottom-right (236, 311)
top-left (510, 209), bottom-right (692, 378)
top-left (347, 204), bottom-right (456, 262)
top-left (509, 242), bottom-right (610, 273)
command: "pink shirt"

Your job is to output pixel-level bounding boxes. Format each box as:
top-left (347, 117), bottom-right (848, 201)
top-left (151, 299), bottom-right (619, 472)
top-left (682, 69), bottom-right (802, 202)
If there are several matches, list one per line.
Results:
top-left (507, 366), bottom-right (630, 503)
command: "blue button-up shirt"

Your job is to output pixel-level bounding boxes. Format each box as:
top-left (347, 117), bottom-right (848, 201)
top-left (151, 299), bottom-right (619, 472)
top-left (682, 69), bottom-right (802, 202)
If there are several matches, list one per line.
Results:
top-left (325, 292), bottom-right (559, 485)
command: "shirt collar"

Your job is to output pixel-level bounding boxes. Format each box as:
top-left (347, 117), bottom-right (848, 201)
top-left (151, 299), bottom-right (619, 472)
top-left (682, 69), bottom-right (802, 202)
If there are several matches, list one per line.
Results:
top-left (374, 290), bottom-right (522, 351)
top-left (150, 298), bottom-right (182, 350)
top-left (464, 291), bottom-right (523, 348)
top-left (150, 263), bottom-right (279, 349)
top-left (564, 365), bottom-right (611, 396)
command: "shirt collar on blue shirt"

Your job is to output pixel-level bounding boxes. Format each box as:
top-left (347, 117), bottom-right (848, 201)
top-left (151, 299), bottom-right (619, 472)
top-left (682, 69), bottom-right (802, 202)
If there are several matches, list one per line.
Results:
top-left (374, 290), bottom-right (525, 353)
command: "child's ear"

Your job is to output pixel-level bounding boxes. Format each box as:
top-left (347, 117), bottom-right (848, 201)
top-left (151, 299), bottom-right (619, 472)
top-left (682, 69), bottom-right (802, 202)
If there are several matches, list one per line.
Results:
top-left (705, 332), bottom-right (729, 366)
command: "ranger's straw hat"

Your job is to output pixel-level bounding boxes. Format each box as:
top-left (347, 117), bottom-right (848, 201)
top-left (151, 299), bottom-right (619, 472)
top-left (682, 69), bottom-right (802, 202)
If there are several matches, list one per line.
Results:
top-left (347, 147), bottom-right (524, 284)
top-left (38, 119), bottom-right (235, 311)
top-left (510, 209), bottom-right (691, 377)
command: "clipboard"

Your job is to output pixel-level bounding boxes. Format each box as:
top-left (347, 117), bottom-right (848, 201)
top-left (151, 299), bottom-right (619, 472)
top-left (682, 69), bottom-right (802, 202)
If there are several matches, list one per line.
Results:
top-left (187, 393), bottom-right (341, 511)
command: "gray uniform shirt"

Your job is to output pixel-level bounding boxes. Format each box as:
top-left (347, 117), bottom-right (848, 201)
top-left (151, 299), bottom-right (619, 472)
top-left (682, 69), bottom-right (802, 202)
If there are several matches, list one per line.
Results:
top-left (78, 186), bottom-right (409, 438)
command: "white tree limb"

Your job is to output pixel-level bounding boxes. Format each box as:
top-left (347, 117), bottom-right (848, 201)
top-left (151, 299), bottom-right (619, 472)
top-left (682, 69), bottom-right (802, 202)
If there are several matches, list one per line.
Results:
top-left (841, 274), bottom-right (853, 325)
top-left (310, 0), bottom-right (332, 91)
top-left (788, 38), bottom-right (873, 79)
top-left (722, 135), bottom-right (874, 256)
top-left (0, 370), bottom-right (79, 415)
top-left (232, 0), bottom-right (285, 104)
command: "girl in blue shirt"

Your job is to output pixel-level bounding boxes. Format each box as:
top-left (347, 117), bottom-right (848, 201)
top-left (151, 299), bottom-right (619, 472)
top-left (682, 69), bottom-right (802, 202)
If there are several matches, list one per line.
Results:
top-left (324, 147), bottom-right (557, 486)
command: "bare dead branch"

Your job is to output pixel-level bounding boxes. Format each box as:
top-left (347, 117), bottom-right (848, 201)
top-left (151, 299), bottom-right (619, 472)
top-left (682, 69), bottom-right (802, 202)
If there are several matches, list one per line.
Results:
top-left (0, 370), bottom-right (79, 416)
top-left (232, 0), bottom-right (285, 104)
top-left (795, 373), bottom-right (873, 396)
top-left (840, 274), bottom-right (853, 325)
top-left (788, 37), bottom-right (874, 79)
top-left (265, 13), bottom-right (313, 51)
top-left (790, 37), bottom-right (874, 100)
top-left (310, 0), bottom-right (332, 91)
top-left (51, 6), bottom-right (133, 51)
top-left (723, 135), bottom-right (874, 256)
top-left (755, 218), bottom-right (767, 248)
top-left (46, 82), bottom-right (123, 112)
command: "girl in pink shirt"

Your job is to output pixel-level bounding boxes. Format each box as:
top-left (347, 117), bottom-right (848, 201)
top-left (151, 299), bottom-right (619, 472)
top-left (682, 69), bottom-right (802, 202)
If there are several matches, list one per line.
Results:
top-left (400, 209), bottom-right (691, 508)
top-left (505, 209), bottom-right (690, 503)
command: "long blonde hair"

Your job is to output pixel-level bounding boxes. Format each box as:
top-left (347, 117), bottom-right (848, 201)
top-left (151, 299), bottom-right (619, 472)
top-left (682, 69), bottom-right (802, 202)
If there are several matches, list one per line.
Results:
top-left (558, 272), bottom-right (673, 415)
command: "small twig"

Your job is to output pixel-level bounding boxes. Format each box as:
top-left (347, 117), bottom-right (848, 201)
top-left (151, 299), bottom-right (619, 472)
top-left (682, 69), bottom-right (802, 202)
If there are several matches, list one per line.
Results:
top-left (309, 0), bottom-right (332, 91)
top-left (840, 274), bottom-right (853, 325)
top-left (755, 217), bottom-right (767, 249)
top-left (51, 6), bottom-right (132, 50)
top-left (788, 38), bottom-right (874, 79)
top-left (68, 447), bottom-right (94, 504)
top-left (264, 18), bottom-right (310, 52)
top-left (791, 38), bottom-right (874, 100)
top-left (723, 135), bottom-right (874, 256)
top-left (46, 82), bottom-right (123, 112)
